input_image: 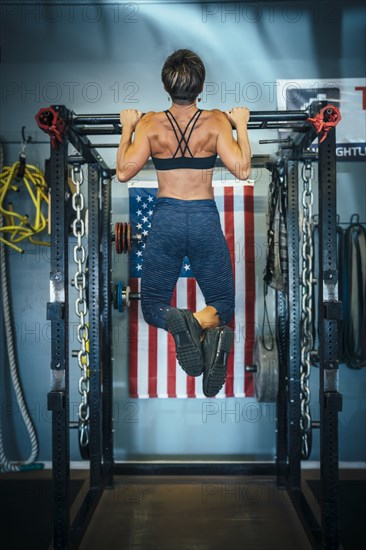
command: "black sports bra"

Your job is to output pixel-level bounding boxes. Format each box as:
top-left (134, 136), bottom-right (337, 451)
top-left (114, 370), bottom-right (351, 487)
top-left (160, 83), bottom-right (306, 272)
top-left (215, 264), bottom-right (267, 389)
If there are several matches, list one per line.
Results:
top-left (151, 109), bottom-right (217, 171)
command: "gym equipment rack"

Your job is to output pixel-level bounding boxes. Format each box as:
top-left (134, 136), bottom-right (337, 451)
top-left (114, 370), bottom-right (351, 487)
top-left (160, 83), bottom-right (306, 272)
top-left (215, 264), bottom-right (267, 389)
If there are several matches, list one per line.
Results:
top-left (38, 101), bottom-right (342, 549)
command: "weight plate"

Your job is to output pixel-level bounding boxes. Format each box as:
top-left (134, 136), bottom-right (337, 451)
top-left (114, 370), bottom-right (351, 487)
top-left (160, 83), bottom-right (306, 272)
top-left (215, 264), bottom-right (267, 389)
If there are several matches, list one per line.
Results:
top-left (121, 223), bottom-right (125, 254)
top-left (127, 222), bottom-right (131, 252)
top-left (113, 283), bottom-right (118, 310)
top-left (253, 337), bottom-right (279, 403)
top-left (117, 281), bottom-right (124, 312)
top-left (119, 222), bottom-right (124, 254)
top-left (122, 222), bottom-right (127, 254)
top-left (115, 222), bottom-right (119, 254)
top-left (124, 285), bottom-right (130, 308)
top-left (121, 222), bottom-right (125, 254)
top-left (115, 222), bottom-right (121, 254)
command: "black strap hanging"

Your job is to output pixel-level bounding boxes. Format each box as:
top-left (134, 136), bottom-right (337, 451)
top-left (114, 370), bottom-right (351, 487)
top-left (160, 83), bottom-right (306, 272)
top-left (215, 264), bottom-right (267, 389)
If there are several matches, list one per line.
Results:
top-left (342, 214), bottom-right (366, 369)
top-left (261, 282), bottom-right (275, 352)
top-left (337, 222), bottom-right (345, 362)
top-left (264, 163), bottom-right (288, 292)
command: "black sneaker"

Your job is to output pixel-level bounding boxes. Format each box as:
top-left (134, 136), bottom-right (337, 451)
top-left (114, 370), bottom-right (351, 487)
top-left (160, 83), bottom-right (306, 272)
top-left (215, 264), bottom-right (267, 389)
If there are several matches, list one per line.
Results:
top-left (166, 308), bottom-right (204, 376)
top-left (202, 326), bottom-right (234, 397)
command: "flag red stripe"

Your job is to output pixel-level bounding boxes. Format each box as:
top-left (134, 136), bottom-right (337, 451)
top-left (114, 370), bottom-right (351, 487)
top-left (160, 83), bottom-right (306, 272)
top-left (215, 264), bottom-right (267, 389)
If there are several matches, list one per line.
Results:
top-left (244, 185), bottom-right (255, 396)
top-left (224, 187), bottom-right (235, 397)
top-left (129, 278), bottom-right (139, 398)
top-left (148, 325), bottom-right (158, 397)
top-left (167, 288), bottom-right (177, 397)
top-left (187, 278), bottom-right (197, 398)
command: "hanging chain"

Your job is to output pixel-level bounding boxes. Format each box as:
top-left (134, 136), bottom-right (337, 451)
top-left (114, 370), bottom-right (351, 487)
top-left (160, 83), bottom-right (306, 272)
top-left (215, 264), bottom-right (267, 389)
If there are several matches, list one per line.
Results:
top-left (300, 161), bottom-right (314, 459)
top-left (71, 165), bottom-right (90, 448)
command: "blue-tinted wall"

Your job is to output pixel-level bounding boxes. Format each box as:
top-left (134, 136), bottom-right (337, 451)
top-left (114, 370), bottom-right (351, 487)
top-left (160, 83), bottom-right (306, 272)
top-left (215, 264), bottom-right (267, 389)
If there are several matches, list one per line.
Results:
top-left (0, 1), bottom-right (365, 463)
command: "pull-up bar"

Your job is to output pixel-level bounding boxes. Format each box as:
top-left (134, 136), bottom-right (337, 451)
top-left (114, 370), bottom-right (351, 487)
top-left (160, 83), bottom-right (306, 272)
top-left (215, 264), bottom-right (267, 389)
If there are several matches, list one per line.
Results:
top-left (34, 102), bottom-right (340, 164)
top-left (72, 110), bottom-right (310, 127)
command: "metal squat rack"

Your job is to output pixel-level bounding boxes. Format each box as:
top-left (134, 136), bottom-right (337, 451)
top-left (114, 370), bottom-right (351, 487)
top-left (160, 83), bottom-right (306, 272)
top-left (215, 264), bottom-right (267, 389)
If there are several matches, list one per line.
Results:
top-left (36, 101), bottom-right (342, 549)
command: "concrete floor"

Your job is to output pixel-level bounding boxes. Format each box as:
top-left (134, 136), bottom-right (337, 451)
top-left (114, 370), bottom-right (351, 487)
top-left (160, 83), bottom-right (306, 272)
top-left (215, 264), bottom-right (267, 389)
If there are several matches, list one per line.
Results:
top-left (3, 468), bottom-right (364, 549)
top-left (79, 475), bottom-right (312, 550)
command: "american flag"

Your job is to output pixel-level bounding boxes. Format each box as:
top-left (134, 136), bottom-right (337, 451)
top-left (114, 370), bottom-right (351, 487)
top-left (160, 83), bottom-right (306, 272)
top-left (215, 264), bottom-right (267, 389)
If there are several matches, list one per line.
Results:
top-left (128, 182), bottom-right (255, 398)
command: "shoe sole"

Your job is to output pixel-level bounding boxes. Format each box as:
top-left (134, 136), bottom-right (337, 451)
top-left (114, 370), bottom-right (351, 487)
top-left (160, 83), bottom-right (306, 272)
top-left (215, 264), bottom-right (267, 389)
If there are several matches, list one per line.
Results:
top-left (166, 309), bottom-right (204, 377)
top-left (203, 327), bottom-right (234, 397)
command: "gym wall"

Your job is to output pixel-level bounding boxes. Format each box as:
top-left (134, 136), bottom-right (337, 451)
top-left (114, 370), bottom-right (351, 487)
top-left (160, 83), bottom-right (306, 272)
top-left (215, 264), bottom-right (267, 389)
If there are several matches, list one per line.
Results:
top-left (0, 0), bottom-right (365, 462)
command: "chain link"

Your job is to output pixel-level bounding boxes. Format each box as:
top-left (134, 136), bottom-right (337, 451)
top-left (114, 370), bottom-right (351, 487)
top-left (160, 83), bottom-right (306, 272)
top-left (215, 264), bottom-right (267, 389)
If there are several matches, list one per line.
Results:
top-left (71, 165), bottom-right (90, 448)
top-left (300, 161), bottom-right (314, 459)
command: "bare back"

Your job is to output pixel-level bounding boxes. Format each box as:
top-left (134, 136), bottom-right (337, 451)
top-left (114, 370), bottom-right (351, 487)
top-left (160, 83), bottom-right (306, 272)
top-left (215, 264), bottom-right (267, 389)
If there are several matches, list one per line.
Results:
top-left (145, 108), bottom-right (221, 199)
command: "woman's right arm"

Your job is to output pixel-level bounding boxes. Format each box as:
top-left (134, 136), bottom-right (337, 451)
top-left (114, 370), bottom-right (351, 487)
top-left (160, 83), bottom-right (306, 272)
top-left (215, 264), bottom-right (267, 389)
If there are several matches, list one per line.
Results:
top-left (215, 107), bottom-right (251, 181)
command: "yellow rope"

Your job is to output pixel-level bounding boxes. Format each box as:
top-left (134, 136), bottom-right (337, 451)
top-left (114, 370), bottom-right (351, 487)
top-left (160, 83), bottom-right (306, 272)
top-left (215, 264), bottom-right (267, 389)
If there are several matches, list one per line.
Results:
top-left (0, 161), bottom-right (50, 252)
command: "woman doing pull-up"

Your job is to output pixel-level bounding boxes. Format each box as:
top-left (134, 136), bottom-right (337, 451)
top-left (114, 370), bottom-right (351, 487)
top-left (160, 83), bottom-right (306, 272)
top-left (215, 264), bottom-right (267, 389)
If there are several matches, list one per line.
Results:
top-left (117, 49), bottom-right (251, 397)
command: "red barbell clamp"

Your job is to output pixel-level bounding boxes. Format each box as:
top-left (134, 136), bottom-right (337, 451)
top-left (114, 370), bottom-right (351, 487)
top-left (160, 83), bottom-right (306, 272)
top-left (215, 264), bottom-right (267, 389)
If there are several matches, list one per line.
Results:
top-left (306, 104), bottom-right (341, 144)
top-left (35, 107), bottom-right (65, 149)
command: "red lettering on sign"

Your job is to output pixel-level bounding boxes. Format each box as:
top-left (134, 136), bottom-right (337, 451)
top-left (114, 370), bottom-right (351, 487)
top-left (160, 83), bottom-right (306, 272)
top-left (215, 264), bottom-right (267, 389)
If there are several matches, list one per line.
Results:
top-left (355, 86), bottom-right (366, 109)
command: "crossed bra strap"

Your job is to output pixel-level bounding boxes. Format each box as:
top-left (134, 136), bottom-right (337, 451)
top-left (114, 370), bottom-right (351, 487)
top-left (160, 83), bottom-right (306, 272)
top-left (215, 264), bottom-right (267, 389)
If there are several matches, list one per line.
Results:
top-left (164, 109), bottom-right (203, 158)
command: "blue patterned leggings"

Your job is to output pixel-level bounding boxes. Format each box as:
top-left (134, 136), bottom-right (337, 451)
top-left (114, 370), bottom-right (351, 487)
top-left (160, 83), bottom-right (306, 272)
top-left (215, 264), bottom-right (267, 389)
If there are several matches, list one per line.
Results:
top-left (141, 197), bottom-right (235, 330)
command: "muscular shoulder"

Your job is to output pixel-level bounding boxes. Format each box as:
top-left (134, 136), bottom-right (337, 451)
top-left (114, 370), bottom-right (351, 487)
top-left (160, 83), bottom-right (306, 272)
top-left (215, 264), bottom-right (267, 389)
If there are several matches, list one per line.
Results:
top-left (136, 111), bottom-right (156, 127)
top-left (209, 109), bottom-right (231, 127)
top-left (136, 110), bottom-right (165, 131)
top-left (201, 109), bottom-right (231, 135)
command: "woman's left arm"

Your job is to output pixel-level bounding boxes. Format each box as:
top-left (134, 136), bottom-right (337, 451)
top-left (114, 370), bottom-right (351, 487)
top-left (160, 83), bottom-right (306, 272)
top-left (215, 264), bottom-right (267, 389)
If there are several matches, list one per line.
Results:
top-left (116, 110), bottom-right (152, 182)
